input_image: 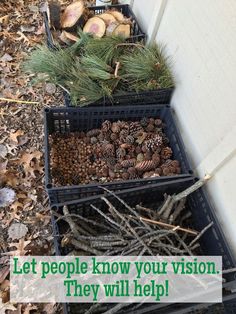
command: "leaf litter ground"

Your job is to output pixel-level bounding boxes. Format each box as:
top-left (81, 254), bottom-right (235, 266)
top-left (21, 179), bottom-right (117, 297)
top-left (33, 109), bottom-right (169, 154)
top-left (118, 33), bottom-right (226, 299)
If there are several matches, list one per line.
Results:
top-left (0, 0), bottom-right (69, 313)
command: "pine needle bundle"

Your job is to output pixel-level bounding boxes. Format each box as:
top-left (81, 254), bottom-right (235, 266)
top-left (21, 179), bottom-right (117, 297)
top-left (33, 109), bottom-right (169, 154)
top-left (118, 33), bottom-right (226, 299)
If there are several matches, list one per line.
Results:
top-left (24, 44), bottom-right (77, 85)
top-left (84, 36), bottom-right (127, 65)
top-left (120, 44), bottom-right (175, 92)
top-left (80, 55), bottom-right (113, 80)
top-left (69, 72), bottom-right (104, 106)
top-left (24, 38), bottom-right (175, 106)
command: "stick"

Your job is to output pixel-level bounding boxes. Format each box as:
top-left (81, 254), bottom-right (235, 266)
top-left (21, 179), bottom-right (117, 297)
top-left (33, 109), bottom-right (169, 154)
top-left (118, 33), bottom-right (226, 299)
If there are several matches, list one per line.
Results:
top-left (170, 198), bottom-right (186, 223)
top-left (158, 175), bottom-right (211, 219)
top-left (100, 187), bottom-right (152, 231)
top-left (102, 197), bottom-right (154, 256)
top-left (71, 239), bottom-right (102, 256)
top-left (222, 267), bottom-right (236, 274)
top-left (189, 222), bottom-right (214, 247)
top-left (114, 61), bottom-right (120, 78)
top-left (173, 175), bottom-right (211, 203)
top-left (140, 216), bottom-right (198, 236)
top-left (62, 206), bottom-right (90, 237)
top-left (0, 97), bottom-right (39, 104)
top-left (55, 212), bottom-right (114, 232)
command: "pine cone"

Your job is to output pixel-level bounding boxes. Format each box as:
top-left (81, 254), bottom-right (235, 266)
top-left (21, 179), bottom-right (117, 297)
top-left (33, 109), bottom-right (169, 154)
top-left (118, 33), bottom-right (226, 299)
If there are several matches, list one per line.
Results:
top-left (144, 134), bottom-right (163, 151)
top-left (101, 143), bottom-right (115, 157)
top-left (129, 122), bottom-right (143, 138)
top-left (90, 137), bottom-right (98, 144)
top-left (149, 118), bottom-right (155, 125)
top-left (121, 159), bottom-right (136, 168)
top-left (117, 120), bottom-right (129, 130)
top-left (124, 135), bottom-right (135, 145)
top-left (71, 172), bottom-right (81, 184)
top-left (135, 160), bottom-right (156, 172)
top-left (140, 117), bottom-right (149, 127)
top-left (87, 129), bottom-right (101, 137)
top-left (152, 153), bottom-right (161, 166)
top-left (146, 123), bottom-right (155, 132)
top-left (101, 120), bottom-right (111, 132)
top-left (121, 172), bottom-right (130, 180)
top-left (171, 160), bottom-right (180, 168)
top-left (154, 119), bottom-right (162, 127)
top-left (110, 133), bottom-right (118, 142)
top-left (161, 147), bottom-right (172, 159)
top-left (135, 146), bottom-right (142, 154)
top-left (159, 131), bottom-right (169, 145)
top-left (111, 122), bottom-right (120, 133)
top-left (143, 171), bottom-right (160, 178)
top-left (163, 160), bottom-right (181, 174)
top-left (116, 147), bottom-right (126, 159)
top-left (127, 167), bottom-right (138, 179)
top-left (114, 163), bottom-right (123, 172)
top-left (104, 156), bottom-right (116, 168)
top-left (119, 129), bottom-right (129, 143)
top-left (97, 133), bottom-right (104, 143)
top-left (144, 151), bottom-right (152, 161)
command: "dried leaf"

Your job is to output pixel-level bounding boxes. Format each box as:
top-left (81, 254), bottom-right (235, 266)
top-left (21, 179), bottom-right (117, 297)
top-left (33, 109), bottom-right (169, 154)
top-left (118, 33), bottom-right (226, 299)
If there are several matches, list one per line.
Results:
top-left (23, 304), bottom-right (38, 314)
top-left (20, 25), bottom-right (35, 33)
top-left (0, 144), bottom-right (7, 158)
top-left (0, 279), bottom-right (10, 292)
top-left (0, 54), bottom-right (13, 62)
top-left (9, 130), bottom-right (24, 144)
top-left (0, 15), bottom-right (9, 25)
top-left (42, 303), bottom-right (57, 314)
top-left (8, 223), bottom-right (28, 240)
top-left (0, 267), bottom-right (9, 285)
top-left (0, 161), bottom-right (8, 173)
top-left (0, 298), bottom-right (16, 312)
top-left (0, 188), bottom-right (16, 207)
top-left (28, 5), bottom-right (39, 13)
top-left (20, 151), bottom-right (42, 164)
top-left (6, 239), bottom-right (31, 256)
top-left (45, 83), bottom-right (56, 95)
top-left (20, 151), bottom-right (43, 178)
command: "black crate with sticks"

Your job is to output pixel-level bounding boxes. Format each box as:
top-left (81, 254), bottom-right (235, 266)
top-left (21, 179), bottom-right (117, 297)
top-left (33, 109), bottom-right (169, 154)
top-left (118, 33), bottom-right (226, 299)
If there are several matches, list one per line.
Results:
top-left (50, 178), bottom-right (236, 314)
top-left (44, 105), bottom-right (193, 204)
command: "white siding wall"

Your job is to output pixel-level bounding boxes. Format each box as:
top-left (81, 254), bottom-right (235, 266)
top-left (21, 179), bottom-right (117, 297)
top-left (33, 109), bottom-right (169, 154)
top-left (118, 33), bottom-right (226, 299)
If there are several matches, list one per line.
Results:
top-left (132, 0), bottom-right (236, 256)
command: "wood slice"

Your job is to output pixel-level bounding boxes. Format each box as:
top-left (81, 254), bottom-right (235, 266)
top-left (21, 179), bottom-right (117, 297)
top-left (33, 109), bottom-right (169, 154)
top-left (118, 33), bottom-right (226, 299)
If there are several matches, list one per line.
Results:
top-left (108, 10), bottom-right (124, 22)
top-left (61, 1), bottom-right (85, 29)
top-left (106, 21), bottom-right (119, 36)
top-left (59, 31), bottom-right (79, 44)
top-left (99, 13), bottom-right (117, 26)
top-left (83, 16), bottom-right (106, 37)
top-left (113, 23), bottom-right (131, 38)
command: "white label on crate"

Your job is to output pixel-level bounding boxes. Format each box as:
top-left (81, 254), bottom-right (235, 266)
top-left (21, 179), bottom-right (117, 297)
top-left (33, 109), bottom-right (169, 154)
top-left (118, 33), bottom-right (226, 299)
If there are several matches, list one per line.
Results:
top-left (10, 256), bottom-right (222, 303)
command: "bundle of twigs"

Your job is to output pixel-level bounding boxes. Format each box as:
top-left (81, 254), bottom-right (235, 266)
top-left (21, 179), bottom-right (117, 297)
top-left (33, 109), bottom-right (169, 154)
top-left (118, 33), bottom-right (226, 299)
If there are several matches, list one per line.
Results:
top-left (52, 176), bottom-right (214, 314)
top-left (53, 176), bottom-right (212, 258)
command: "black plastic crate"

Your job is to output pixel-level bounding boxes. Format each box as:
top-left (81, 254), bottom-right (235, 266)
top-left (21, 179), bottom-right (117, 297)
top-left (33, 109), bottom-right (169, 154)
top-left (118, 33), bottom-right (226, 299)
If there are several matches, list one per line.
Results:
top-left (50, 179), bottom-right (236, 314)
top-left (43, 5), bottom-right (173, 108)
top-left (44, 104), bottom-right (193, 204)
top-left (43, 4), bottom-right (146, 49)
top-left (64, 88), bottom-right (174, 107)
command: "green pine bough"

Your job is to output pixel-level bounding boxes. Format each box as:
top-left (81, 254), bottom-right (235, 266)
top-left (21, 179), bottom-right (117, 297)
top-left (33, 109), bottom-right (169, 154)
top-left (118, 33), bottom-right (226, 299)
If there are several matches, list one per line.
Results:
top-left (24, 35), bottom-right (175, 106)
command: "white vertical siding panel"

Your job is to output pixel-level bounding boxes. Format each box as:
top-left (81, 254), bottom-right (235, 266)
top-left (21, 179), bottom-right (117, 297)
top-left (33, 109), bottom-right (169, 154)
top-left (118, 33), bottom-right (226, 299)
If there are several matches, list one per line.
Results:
top-left (155, 0), bottom-right (236, 255)
top-left (132, 0), bottom-right (236, 255)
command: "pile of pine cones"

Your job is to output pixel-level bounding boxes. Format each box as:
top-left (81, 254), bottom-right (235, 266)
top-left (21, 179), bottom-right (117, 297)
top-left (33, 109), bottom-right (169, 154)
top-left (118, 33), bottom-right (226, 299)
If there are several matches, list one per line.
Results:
top-left (50, 117), bottom-right (181, 185)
